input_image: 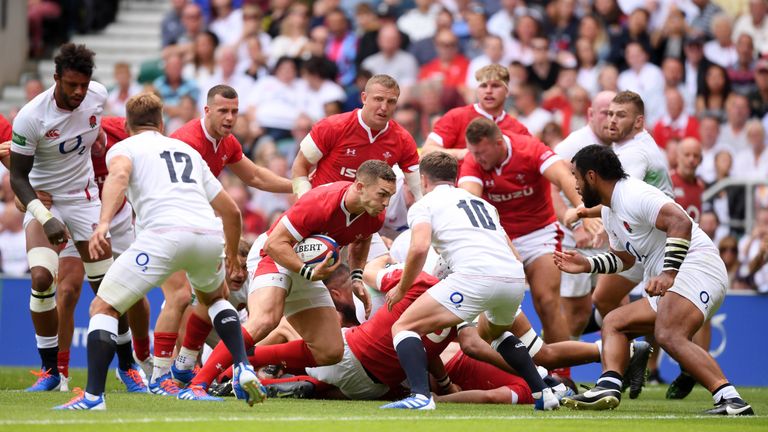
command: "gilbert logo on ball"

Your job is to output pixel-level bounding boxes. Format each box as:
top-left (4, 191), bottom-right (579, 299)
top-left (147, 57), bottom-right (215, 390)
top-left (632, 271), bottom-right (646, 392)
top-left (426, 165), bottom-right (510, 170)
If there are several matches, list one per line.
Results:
top-left (294, 235), bottom-right (340, 266)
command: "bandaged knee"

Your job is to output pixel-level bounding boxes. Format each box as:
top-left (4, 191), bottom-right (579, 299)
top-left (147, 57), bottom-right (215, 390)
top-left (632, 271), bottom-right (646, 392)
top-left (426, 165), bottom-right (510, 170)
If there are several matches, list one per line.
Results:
top-left (84, 258), bottom-right (114, 284)
top-left (28, 247), bottom-right (59, 312)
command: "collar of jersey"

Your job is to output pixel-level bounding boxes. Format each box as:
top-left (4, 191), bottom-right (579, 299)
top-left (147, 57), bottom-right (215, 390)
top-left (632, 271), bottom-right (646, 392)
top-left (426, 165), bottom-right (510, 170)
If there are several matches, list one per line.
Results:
top-left (357, 109), bottom-right (390, 143)
top-left (200, 118), bottom-right (221, 151)
top-left (494, 135), bottom-right (513, 175)
top-left (340, 189), bottom-right (364, 227)
top-left (473, 103), bottom-right (506, 123)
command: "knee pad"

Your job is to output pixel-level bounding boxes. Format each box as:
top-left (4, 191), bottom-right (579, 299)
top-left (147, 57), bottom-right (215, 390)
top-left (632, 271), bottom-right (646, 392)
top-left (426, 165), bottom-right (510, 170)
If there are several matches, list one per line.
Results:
top-left (84, 258), bottom-right (114, 284)
top-left (519, 328), bottom-right (544, 358)
top-left (28, 248), bottom-right (59, 312)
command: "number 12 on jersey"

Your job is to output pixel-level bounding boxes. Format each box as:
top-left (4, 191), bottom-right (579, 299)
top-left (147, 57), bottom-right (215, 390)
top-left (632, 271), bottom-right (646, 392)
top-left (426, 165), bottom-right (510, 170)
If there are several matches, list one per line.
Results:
top-left (457, 199), bottom-right (496, 230)
top-left (160, 151), bottom-right (196, 184)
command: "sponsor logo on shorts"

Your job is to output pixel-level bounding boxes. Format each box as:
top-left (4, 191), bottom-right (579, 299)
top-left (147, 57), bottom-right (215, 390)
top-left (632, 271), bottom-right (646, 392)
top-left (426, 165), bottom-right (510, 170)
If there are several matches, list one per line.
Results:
top-left (700, 291), bottom-right (710, 309)
top-left (449, 292), bottom-right (464, 308)
top-left (135, 252), bottom-right (149, 272)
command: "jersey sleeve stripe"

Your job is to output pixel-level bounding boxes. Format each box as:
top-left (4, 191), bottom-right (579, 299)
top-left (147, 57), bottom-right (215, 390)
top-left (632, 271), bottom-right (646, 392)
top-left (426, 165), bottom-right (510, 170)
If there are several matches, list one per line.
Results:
top-left (299, 134), bottom-right (323, 164)
top-left (280, 216), bottom-right (304, 242)
top-left (457, 175), bottom-right (483, 185)
top-left (427, 132), bottom-right (444, 147)
top-left (538, 154), bottom-right (562, 174)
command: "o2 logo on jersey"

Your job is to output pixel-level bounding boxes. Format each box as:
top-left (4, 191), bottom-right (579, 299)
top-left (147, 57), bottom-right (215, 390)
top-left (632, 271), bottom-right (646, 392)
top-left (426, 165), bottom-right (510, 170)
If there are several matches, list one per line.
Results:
top-left (58, 135), bottom-right (87, 155)
top-left (340, 167), bottom-right (357, 178)
top-left (487, 187), bottom-right (534, 202)
top-left (625, 241), bottom-right (647, 263)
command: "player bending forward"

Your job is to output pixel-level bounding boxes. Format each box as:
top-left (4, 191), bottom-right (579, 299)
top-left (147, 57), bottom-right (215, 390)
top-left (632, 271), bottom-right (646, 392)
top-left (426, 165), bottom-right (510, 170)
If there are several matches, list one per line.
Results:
top-left (383, 152), bottom-right (559, 410)
top-left (54, 93), bottom-right (264, 410)
top-left (555, 145), bottom-right (753, 416)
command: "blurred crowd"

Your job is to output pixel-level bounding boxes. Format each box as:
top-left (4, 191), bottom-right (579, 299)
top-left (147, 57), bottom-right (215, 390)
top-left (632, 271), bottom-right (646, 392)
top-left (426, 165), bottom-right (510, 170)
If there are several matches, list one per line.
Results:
top-left (3, 0), bottom-right (768, 291)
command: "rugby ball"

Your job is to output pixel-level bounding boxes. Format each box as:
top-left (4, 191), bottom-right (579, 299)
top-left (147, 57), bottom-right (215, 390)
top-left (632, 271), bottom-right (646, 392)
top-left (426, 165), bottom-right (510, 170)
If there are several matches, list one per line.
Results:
top-left (294, 235), bottom-right (340, 266)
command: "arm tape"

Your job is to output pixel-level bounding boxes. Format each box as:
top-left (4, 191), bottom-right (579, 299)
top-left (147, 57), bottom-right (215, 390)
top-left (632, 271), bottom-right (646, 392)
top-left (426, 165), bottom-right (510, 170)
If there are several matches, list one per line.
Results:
top-left (588, 252), bottom-right (624, 274)
top-left (662, 237), bottom-right (690, 272)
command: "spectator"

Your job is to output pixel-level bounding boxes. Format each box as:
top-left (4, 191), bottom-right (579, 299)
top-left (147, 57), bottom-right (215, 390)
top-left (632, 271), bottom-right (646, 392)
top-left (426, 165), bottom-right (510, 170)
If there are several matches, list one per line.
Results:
top-left (418, 29), bottom-right (469, 91)
top-left (362, 23), bottom-right (419, 90)
top-left (699, 209), bottom-right (721, 241)
top-left (267, 3), bottom-right (310, 68)
top-left (461, 9), bottom-right (490, 61)
top-left (0, 174), bottom-right (27, 275)
top-left (236, 4), bottom-right (273, 72)
top-left (578, 13), bottom-right (610, 62)
top-left (618, 41), bottom-right (666, 125)
top-left (653, 87), bottom-right (701, 149)
top-left (324, 8), bottom-right (357, 87)
top-left (598, 63), bottom-right (620, 92)
top-left (183, 31), bottom-right (219, 84)
top-left (696, 63), bottom-right (731, 118)
top-left (749, 59), bottom-right (768, 118)
top-left (718, 235), bottom-right (749, 289)
top-left (662, 57), bottom-right (695, 114)
top-left (238, 34), bottom-right (270, 81)
top-left (354, 3), bottom-right (383, 68)
top-left (608, 7), bottom-right (653, 70)
top-left (153, 52), bottom-right (200, 120)
top-left (683, 34), bottom-right (712, 106)
top-left (244, 56), bottom-right (303, 142)
top-left (27, 0), bottom-right (62, 58)
top-left (171, 3), bottom-right (206, 47)
top-left (513, 83), bottom-right (552, 136)
top-left (527, 35), bottom-right (560, 91)
top-left (397, 0), bottom-right (441, 43)
top-left (732, 0), bottom-right (768, 56)
top-left (161, 0), bottom-right (187, 48)
top-left (697, 113), bottom-right (728, 184)
top-left (394, 103), bottom-right (422, 143)
top-left (733, 119), bottom-right (768, 176)
top-left (266, 0), bottom-right (293, 38)
top-left (198, 45), bottom-right (254, 112)
top-left (502, 13), bottom-right (540, 67)
top-left (409, 8), bottom-right (454, 66)
top-left (343, 69), bottom-right (371, 112)
top-left (689, 0), bottom-right (724, 39)
top-left (704, 13), bottom-right (738, 68)
top-left (719, 92), bottom-right (752, 154)
top-left (545, 0), bottom-right (579, 52)
top-left (249, 153), bottom-right (293, 224)
top-left (738, 207), bottom-right (768, 292)
top-left (165, 94), bottom-right (199, 135)
top-left (466, 35), bottom-right (506, 90)
top-left (672, 137), bottom-right (706, 222)
top-left (540, 121), bottom-right (564, 148)
top-left (651, 6), bottom-right (687, 63)
top-left (728, 33), bottom-right (757, 94)
top-left (487, 0), bottom-right (527, 41)
top-left (209, 0), bottom-right (244, 46)
top-left (575, 37), bottom-right (602, 97)
top-left (105, 63), bottom-right (143, 117)
top-left (299, 56), bottom-right (347, 121)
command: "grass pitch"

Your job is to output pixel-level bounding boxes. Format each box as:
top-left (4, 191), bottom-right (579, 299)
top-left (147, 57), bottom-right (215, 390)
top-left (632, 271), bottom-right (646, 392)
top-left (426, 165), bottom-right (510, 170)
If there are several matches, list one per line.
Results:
top-left (0, 367), bottom-right (765, 432)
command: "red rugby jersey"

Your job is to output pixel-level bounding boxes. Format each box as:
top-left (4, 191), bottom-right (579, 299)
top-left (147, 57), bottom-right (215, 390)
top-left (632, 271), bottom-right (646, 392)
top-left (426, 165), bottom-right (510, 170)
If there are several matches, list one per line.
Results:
top-left (171, 118), bottom-right (244, 177)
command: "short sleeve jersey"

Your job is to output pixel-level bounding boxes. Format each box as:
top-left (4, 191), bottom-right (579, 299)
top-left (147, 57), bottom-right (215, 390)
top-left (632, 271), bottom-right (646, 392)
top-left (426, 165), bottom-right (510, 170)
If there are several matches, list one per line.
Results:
top-left (271, 181), bottom-right (385, 246)
top-left (459, 133), bottom-right (560, 239)
top-left (602, 178), bottom-right (716, 279)
top-left (11, 82), bottom-right (107, 202)
top-left (171, 118), bottom-right (244, 177)
top-left (407, 184), bottom-right (523, 276)
top-left (345, 267), bottom-right (457, 388)
top-left (92, 116), bottom-right (129, 192)
top-left (106, 131), bottom-right (223, 233)
top-left (303, 109), bottom-right (419, 186)
top-left (0, 114), bottom-right (11, 142)
top-left (429, 104), bottom-right (530, 150)
top-left (612, 130), bottom-right (673, 197)
top-left (671, 172), bottom-right (704, 223)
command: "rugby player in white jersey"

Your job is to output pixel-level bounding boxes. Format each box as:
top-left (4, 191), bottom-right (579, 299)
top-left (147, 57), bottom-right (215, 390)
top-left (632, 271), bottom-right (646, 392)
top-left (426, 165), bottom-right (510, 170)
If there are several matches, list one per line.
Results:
top-left (555, 145), bottom-right (753, 416)
top-left (382, 152), bottom-right (559, 411)
top-left (9, 44), bottom-right (124, 392)
top-left (54, 93), bottom-right (264, 410)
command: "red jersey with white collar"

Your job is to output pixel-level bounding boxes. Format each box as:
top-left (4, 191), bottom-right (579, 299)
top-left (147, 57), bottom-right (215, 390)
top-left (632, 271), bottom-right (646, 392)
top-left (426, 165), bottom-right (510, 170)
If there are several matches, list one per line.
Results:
top-left (303, 109), bottom-right (419, 186)
top-left (428, 104), bottom-right (530, 150)
top-left (346, 267), bottom-right (457, 389)
top-left (92, 116), bottom-right (128, 193)
top-left (671, 171), bottom-right (704, 223)
top-left (459, 133), bottom-right (560, 239)
top-left (171, 118), bottom-right (244, 177)
top-left (269, 181), bottom-right (384, 246)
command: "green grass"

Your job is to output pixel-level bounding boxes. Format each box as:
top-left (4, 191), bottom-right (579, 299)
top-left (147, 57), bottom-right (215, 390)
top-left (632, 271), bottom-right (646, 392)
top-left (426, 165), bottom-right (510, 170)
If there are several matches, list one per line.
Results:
top-left (0, 367), bottom-right (765, 432)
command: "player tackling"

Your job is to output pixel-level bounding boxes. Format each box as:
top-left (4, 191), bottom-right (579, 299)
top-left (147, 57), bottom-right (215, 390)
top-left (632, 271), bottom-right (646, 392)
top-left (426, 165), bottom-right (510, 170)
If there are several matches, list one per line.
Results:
top-left (555, 145), bottom-right (753, 416)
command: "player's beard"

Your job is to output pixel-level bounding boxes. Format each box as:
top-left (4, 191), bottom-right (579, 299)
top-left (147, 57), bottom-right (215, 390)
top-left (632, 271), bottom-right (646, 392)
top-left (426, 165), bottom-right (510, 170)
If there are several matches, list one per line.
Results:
top-left (581, 182), bottom-right (601, 208)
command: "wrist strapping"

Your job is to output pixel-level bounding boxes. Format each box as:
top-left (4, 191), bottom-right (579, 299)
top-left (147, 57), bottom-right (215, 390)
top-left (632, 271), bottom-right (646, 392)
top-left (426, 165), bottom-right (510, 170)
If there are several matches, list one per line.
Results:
top-left (437, 375), bottom-right (452, 390)
top-left (588, 252), bottom-right (624, 274)
top-left (26, 199), bottom-right (54, 225)
top-left (351, 269), bottom-right (363, 282)
top-left (663, 237), bottom-right (690, 272)
top-left (299, 264), bottom-right (314, 281)
top-left (292, 176), bottom-right (312, 197)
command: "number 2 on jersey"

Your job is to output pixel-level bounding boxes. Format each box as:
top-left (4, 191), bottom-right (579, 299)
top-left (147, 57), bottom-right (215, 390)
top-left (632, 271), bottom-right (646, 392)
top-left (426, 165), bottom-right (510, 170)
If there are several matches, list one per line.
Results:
top-left (457, 199), bottom-right (496, 230)
top-left (160, 151), bottom-right (196, 184)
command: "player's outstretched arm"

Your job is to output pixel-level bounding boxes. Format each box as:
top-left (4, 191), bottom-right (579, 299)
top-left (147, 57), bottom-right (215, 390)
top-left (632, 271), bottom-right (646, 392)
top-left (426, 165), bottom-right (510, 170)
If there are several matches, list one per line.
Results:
top-left (210, 189), bottom-right (243, 276)
top-left (229, 157), bottom-right (292, 193)
top-left (421, 137), bottom-right (468, 160)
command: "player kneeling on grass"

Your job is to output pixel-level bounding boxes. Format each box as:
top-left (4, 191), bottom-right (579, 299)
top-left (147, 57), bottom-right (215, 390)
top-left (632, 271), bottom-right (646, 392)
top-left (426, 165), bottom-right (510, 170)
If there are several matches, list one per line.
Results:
top-left (54, 93), bottom-right (264, 410)
top-left (554, 144), bottom-right (753, 416)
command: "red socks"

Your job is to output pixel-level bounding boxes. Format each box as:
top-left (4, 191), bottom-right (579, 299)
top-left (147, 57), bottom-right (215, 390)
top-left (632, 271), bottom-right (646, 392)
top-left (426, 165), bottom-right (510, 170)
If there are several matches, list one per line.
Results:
top-left (192, 327), bottom-right (254, 386)
top-left (153, 332), bottom-right (178, 361)
top-left (57, 350), bottom-right (70, 378)
top-left (183, 312), bottom-right (213, 351)
top-left (250, 340), bottom-right (318, 369)
top-left (133, 335), bottom-right (151, 362)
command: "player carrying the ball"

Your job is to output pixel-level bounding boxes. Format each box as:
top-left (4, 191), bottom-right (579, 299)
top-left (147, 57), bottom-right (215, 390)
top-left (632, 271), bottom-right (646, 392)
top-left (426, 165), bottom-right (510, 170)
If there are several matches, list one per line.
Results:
top-left (187, 160), bottom-right (397, 391)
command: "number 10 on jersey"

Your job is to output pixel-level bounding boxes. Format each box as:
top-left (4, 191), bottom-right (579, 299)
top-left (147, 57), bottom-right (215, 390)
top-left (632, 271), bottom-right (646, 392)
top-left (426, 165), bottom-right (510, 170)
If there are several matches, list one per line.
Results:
top-left (457, 199), bottom-right (496, 230)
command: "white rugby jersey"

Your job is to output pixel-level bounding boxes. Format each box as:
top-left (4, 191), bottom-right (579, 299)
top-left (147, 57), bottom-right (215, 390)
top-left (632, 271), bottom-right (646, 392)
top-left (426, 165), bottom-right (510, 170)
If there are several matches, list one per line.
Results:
top-left (407, 184), bottom-right (523, 277)
top-left (612, 130), bottom-right (673, 197)
top-left (11, 82), bottom-right (106, 202)
top-left (106, 131), bottom-right (223, 233)
top-left (602, 178), bottom-right (717, 279)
